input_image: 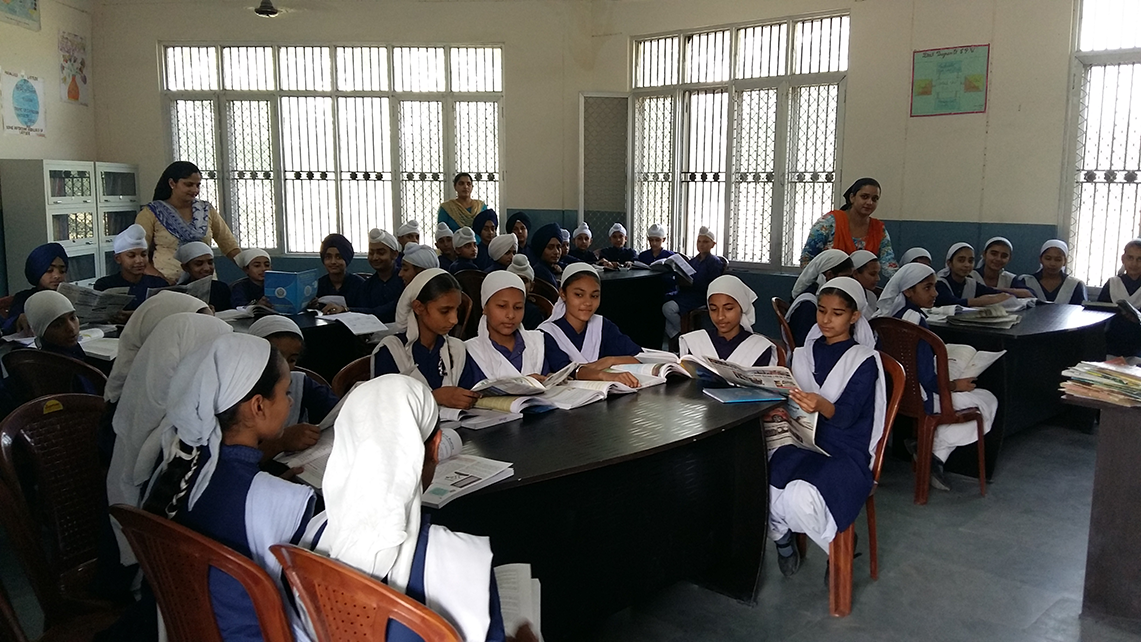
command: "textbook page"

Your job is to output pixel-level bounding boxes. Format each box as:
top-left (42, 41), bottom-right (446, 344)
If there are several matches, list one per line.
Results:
top-left (472, 362), bottom-right (577, 396)
top-left (323, 311), bottom-right (387, 336)
top-left (493, 564), bottom-right (541, 638)
top-left (440, 409), bottom-right (524, 430)
top-left (146, 275), bottom-right (213, 304)
top-left (538, 386), bottom-right (608, 410)
top-left (945, 344), bottom-right (1006, 380)
top-left (612, 362), bottom-right (693, 380)
top-left (564, 379), bottom-right (638, 395)
top-left (57, 283), bottom-right (134, 324)
top-left (474, 395), bottom-right (556, 414)
top-left (422, 455), bottom-right (514, 508)
top-left (635, 348), bottom-right (681, 364)
top-left (276, 429), bottom-right (335, 489)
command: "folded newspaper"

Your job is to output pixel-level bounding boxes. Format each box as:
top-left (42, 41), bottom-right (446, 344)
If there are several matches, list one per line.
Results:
top-left (56, 283), bottom-right (134, 324)
top-left (146, 275), bottom-right (214, 304)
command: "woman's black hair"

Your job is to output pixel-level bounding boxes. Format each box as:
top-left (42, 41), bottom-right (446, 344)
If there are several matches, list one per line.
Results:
top-left (417, 272), bottom-right (462, 304)
top-left (823, 257), bottom-right (854, 277)
top-left (453, 172), bottom-right (473, 186)
top-left (818, 286), bottom-right (859, 311)
top-left (840, 178), bottom-right (881, 210)
top-left (560, 269), bottom-right (601, 292)
top-left (152, 161), bottom-right (202, 201)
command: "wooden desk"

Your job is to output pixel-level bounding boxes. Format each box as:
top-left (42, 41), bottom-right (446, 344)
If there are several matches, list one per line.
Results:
top-left (430, 379), bottom-right (775, 641)
top-left (228, 312), bottom-right (375, 382)
top-left (927, 304), bottom-right (1112, 478)
top-left (597, 269), bottom-right (668, 348)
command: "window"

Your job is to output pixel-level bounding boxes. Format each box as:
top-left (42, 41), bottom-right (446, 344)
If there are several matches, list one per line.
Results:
top-left (633, 15), bottom-right (848, 264)
top-left (1068, 1), bottom-right (1141, 286)
top-left (162, 45), bottom-right (503, 253)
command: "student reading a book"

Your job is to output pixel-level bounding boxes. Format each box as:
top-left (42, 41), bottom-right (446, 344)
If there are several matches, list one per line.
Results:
top-left (899, 247), bottom-right (932, 266)
top-left (142, 333), bottom-right (316, 641)
top-left (598, 223), bottom-right (637, 267)
top-left (1013, 240), bottom-right (1087, 304)
top-left (399, 243), bottom-right (444, 286)
top-left (229, 248), bottom-right (272, 309)
top-left (569, 222), bottom-right (597, 264)
top-left (473, 209), bottom-right (500, 271)
top-left (353, 229), bottom-right (405, 323)
top-left (1097, 238), bottom-right (1141, 357)
top-left (878, 263), bottom-right (997, 491)
top-left (448, 227), bottom-right (482, 275)
top-left (770, 276), bottom-right (886, 576)
top-left (529, 223), bottom-right (564, 287)
top-left (435, 223), bottom-right (458, 269)
top-left (786, 249), bottom-right (853, 348)
top-left (662, 226), bottom-right (727, 340)
top-left (849, 249), bottom-right (881, 310)
top-left (636, 223), bottom-right (675, 265)
top-left (506, 212), bottom-right (531, 258)
top-left (174, 241), bottom-right (234, 312)
top-left (506, 254), bottom-right (546, 331)
top-left (372, 268), bottom-right (480, 409)
top-left (485, 234), bottom-right (519, 273)
top-left (465, 272), bottom-right (552, 382)
top-left (934, 243), bottom-right (1012, 308)
top-left (314, 233), bottom-right (365, 314)
top-left (679, 275), bottom-right (777, 367)
top-left (94, 224), bottom-right (170, 314)
top-left (3, 242), bottom-right (69, 335)
top-left (538, 263), bottom-right (641, 388)
top-left (303, 374), bottom-right (536, 642)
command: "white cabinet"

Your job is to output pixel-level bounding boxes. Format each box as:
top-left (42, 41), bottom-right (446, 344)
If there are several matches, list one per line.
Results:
top-left (0, 160), bottom-right (140, 293)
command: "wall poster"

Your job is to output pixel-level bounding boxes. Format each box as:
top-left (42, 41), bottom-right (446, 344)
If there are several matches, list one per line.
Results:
top-left (911, 44), bottom-right (990, 117)
top-left (0, 0), bottom-right (40, 31)
top-left (59, 31), bottom-right (89, 106)
top-left (1, 70), bottom-right (47, 137)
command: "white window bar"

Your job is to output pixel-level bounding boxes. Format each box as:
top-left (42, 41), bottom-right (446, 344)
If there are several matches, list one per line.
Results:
top-left (451, 48), bottom-right (503, 93)
top-left (222, 46), bottom-right (275, 91)
top-left (164, 46), bottom-right (219, 91)
top-left (634, 37), bottom-right (680, 89)
top-left (170, 99), bottom-right (221, 207)
top-left (680, 89), bottom-right (728, 255)
top-left (393, 47), bottom-right (446, 93)
top-left (336, 47), bottom-right (389, 92)
top-left (281, 97), bottom-right (337, 253)
top-left (730, 88), bottom-right (779, 263)
top-left (632, 95), bottom-right (675, 244)
top-left (279, 46), bottom-right (332, 92)
top-left (793, 15), bottom-right (849, 75)
top-left (454, 101), bottom-right (501, 213)
top-left (685, 30), bottom-right (731, 85)
top-left (226, 100), bottom-right (277, 250)
top-left (1079, 0), bottom-right (1141, 52)
top-left (737, 23), bottom-right (788, 80)
top-left (339, 96), bottom-right (395, 249)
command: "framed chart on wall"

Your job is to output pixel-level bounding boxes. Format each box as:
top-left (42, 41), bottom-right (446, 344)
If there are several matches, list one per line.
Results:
top-left (0, 0), bottom-right (40, 31)
top-left (911, 44), bottom-right (990, 117)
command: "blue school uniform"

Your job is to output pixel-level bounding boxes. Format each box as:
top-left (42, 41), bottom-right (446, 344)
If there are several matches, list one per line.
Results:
top-left (533, 261), bottom-right (559, 288)
top-left (206, 280), bottom-right (234, 312)
top-left (567, 248), bottom-right (597, 264)
top-left (636, 248), bottom-right (675, 264)
top-left (1099, 274), bottom-right (1141, 357)
top-left (37, 343), bottom-right (98, 395)
top-left (475, 244), bottom-right (493, 271)
top-left (468, 331), bottom-right (552, 381)
top-left (894, 301), bottom-right (940, 414)
top-left (438, 255), bottom-right (454, 271)
top-left (769, 338), bottom-right (877, 531)
top-left (598, 246), bottom-right (637, 263)
top-left (787, 283), bottom-right (819, 349)
top-left (522, 300), bottom-right (545, 331)
top-left (934, 274), bottom-right (1000, 307)
top-left (297, 376), bottom-right (339, 424)
top-left (448, 258), bottom-right (482, 275)
top-left (703, 328), bottom-right (773, 367)
top-left (1011, 270), bottom-right (1087, 305)
top-left (542, 316), bottom-right (642, 372)
top-left (94, 272), bottom-right (171, 310)
top-left (675, 253), bottom-right (725, 313)
top-left (484, 261), bottom-right (508, 273)
top-left (352, 271), bottom-right (405, 323)
top-left (559, 253), bottom-right (583, 267)
top-left (229, 277), bottom-right (266, 308)
top-left (372, 332), bottom-right (478, 389)
top-left (2, 288), bottom-right (39, 335)
top-left (316, 273), bottom-right (366, 306)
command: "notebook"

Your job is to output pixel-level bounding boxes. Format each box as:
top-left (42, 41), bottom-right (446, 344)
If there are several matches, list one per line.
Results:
top-left (702, 387), bottom-right (785, 404)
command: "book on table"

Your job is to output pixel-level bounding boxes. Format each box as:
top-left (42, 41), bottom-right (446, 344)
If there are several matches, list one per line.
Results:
top-left (423, 453), bottom-right (514, 508)
top-left (702, 387), bottom-right (785, 404)
top-left (493, 563), bottom-right (541, 640)
top-left (439, 407), bottom-right (524, 430)
top-left (471, 362), bottom-right (577, 396)
top-left (1061, 359), bottom-right (1141, 407)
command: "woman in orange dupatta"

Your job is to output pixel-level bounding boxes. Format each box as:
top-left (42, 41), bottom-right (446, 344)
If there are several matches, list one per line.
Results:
top-left (800, 178), bottom-right (899, 279)
top-left (437, 172), bottom-right (487, 231)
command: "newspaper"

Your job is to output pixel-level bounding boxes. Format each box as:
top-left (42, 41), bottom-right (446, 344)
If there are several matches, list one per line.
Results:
top-left (422, 455), bottom-right (514, 508)
top-left (146, 275), bottom-right (213, 304)
top-left (762, 399), bottom-right (827, 456)
top-left (944, 344), bottom-right (1005, 380)
top-left (56, 283), bottom-right (134, 324)
top-left (323, 311), bottom-right (387, 336)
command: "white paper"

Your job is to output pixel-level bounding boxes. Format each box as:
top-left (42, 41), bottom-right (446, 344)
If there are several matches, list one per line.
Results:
top-left (146, 275), bottom-right (213, 304)
top-left (323, 311), bottom-right (387, 336)
top-left (80, 337), bottom-right (119, 361)
top-left (57, 283), bottom-right (134, 324)
top-left (945, 344), bottom-right (1006, 380)
top-left (494, 564), bottom-right (539, 635)
top-left (317, 295), bottom-right (347, 308)
top-left (422, 455), bottom-right (513, 508)
top-left (276, 429), bottom-right (335, 489)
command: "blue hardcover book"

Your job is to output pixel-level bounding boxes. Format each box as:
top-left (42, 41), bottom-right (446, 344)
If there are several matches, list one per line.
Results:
top-left (264, 269), bottom-right (318, 314)
top-left (702, 387), bottom-right (785, 404)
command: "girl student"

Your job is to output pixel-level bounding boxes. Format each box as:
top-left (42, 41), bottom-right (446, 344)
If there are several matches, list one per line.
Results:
top-left (3, 242), bottom-right (69, 335)
top-left (353, 229), bottom-right (405, 323)
top-left (679, 275), bottom-right (778, 367)
top-left (1098, 238), bottom-right (1141, 358)
top-left (899, 247), bottom-right (933, 266)
top-left (230, 248), bottom-right (272, 308)
top-left (849, 249), bottom-right (882, 310)
top-left (769, 276), bottom-right (886, 577)
top-left (94, 224), bottom-right (169, 313)
top-left (465, 271), bottom-right (552, 381)
top-left (786, 249), bottom-right (853, 348)
top-left (435, 223), bottom-right (458, 269)
top-left (971, 237), bottom-right (1034, 298)
top-left (472, 209), bottom-right (500, 271)
top-left (372, 268), bottom-right (481, 410)
top-left (637, 223), bottom-right (675, 265)
top-left (877, 263), bottom-right (997, 491)
top-left (598, 223), bottom-right (637, 266)
top-left (529, 223), bottom-right (564, 287)
top-left (568, 222), bottom-right (597, 263)
top-left (1012, 240), bottom-right (1087, 305)
top-left (142, 333), bottom-right (316, 640)
top-left (174, 241), bottom-right (235, 312)
top-left (507, 254), bottom-right (546, 331)
top-left (934, 243), bottom-right (1012, 308)
top-left (314, 233), bottom-right (365, 313)
top-left (485, 234), bottom-right (519, 273)
top-left (538, 263), bottom-right (642, 388)
top-left (447, 227), bottom-right (482, 274)
top-left (398, 243), bottom-right (444, 286)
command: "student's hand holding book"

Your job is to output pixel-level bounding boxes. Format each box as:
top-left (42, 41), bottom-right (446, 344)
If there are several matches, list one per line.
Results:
top-left (788, 388), bottom-right (835, 420)
top-left (434, 386), bottom-right (481, 409)
top-left (507, 623), bottom-right (539, 642)
top-left (950, 378), bottom-right (976, 393)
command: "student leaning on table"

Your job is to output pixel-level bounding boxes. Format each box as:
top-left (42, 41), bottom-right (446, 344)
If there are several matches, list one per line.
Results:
top-left (465, 271), bottom-right (552, 382)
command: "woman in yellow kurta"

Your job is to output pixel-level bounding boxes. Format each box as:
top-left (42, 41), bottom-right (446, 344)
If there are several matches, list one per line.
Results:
top-left (436, 172), bottom-right (487, 231)
top-left (136, 162), bottom-right (241, 283)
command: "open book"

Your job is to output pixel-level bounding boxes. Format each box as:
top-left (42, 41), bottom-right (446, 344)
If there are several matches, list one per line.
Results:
top-left (56, 283), bottom-right (134, 324)
top-left (493, 564), bottom-right (541, 640)
top-left (423, 454), bottom-right (514, 508)
top-left (610, 362), bottom-right (693, 386)
top-left (649, 254), bottom-right (695, 285)
top-left (322, 311), bottom-right (388, 336)
top-left (944, 344), bottom-right (1005, 380)
top-left (439, 407), bottom-right (524, 430)
top-left (146, 275), bottom-right (213, 304)
top-left (471, 362), bottom-right (577, 396)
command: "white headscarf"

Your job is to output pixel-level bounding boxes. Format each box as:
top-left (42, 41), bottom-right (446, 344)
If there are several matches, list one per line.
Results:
top-left (900, 247), bottom-right (932, 264)
top-left (453, 227), bottom-right (477, 248)
top-left (812, 276), bottom-right (876, 347)
top-left (235, 248), bottom-right (270, 270)
top-left (175, 241), bottom-right (213, 264)
top-left (24, 290), bottom-right (74, 345)
top-left (249, 315), bottom-right (303, 340)
top-left (647, 223), bottom-right (666, 239)
top-left (507, 254), bottom-right (534, 283)
top-left (574, 222), bottom-right (592, 240)
top-left (1040, 239), bottom-right (1069, 262)
top-left (394, 268), bottom-right (449, 340)
top-left (113, 224), bottom-right (148, 255)
top-left (480, 271), bottom-right (526, 307)
top-left (875, 263), bottom-right (936, 318)
top-left (608, 223), bottom-right (627, 237)
top-left (105, 292), bottom-right (208, 403)
top-left (976, 237), bottom-right (1013, 269)
top-left (545, 262), bottom-right (599, 322)
top-left (559, 228), bottom-right (571, 244)
top-left (707, 275), bottom-right (757, 332)
top-left (396, 220), bottom-right (421, 238)
top-left (369, 228), bottom-right (401, 252)
top-left (698, 226), bottom-right (716, 243)
top-left (850, 249), bottom-right (879, 271)
top-left (402, 243), bottom-right (440, 270)
top-left (938, 242), bottom-right (973, 277)
top-left (488, 234), bottom-right (518, 261)
top-left (435, 223), bottom-right (454, 241)
top-left (793, 249), bottom-right (849, 297)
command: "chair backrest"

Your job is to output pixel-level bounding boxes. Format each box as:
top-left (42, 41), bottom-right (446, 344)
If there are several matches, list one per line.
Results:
top-left (773, 342), bottom-right (787, 368)
top-left (527, 293), bottom-right (554, 319)
top-left (109, 505), bottom-right (293, 642)
top-left (770, 297), bottom-right (796, 353)
top-left (294, 366), bottom-right (331, 389)
top-left (271, 544), bottom-right (461, 642)
top-left (875, 352), bottom-right (906, 484)
top-left (0, 394), bottom-right (107, 623)
top-left (1, 350), bottom-right (107, 404)
top-left (332, 356), bottom-right (372, 398)
top-left (530, 279), bottom-right (560, 306)
top-left (452, 291), bottom-right (475, 340)
top-left (452, 270), bottom-right (486, 307)
top-left (869, 317), bottom-right (956, 422)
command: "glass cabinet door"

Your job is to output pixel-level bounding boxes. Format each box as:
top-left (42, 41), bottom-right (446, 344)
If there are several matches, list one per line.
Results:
top-left (51, 210), bottom-right (97, 247)
top-left (103, 249), bottom-right (119, 277)
top-left (99, 170), bottom-right (138, 202)
top-left (68, 253), bottom-right (98, 285)
top-left (47, 168), bottom-right (94, 205)
top-left (101, 209), bottom-right (137, 244)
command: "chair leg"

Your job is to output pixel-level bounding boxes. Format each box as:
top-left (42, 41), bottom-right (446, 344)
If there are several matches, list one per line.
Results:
top-left (796, 533), bottom-right (808, 561)
top-left (976, 417), bottom-right (987, 497)
top-left (829, 525), bottom-right (854, 617)
top-left (865, 497), bottom-right (878, 580)
top-left (914, 419), bottom-right (935, 505)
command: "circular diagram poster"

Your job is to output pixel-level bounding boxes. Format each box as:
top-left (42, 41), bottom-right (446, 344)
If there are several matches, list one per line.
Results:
top-left (1, 70), bottom-right (46, 136)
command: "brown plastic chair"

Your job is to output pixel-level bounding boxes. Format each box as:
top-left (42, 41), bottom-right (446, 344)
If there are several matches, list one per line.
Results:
top-left (770, 297), bottom-right (796, 354)
top-left (453, 292), bottom-right (476, 340)
top-left (527, 293), bottom-right (554, 319)
top-left (2, 350), bottom-right (108, 404)
top-left (109, 505), bottom-right (293, 642)
top-left (294, 365), bottom-right (331, 389)
top-left (772, 341), bottom-right (788, 368)
top-left (680, 307), bottom-right (707, 334)
top-left (530, 279), bottom-right (560, 306)
top-left (332, 356), bottom-right (372, 398)
top-left (452, 270), bottom-right (486, 307)
top-left (271, 544), bottom-right (461, 642)
top-left (870, 316), bottom-right (987, 505)
top-left (0, 569), bottom-right (120, 642)
top-left (0, 394), bottom-right (124, 629)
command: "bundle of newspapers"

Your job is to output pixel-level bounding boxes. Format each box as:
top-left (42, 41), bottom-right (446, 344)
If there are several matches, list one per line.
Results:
top-left (1061, 359), bottom-right (1141, 407)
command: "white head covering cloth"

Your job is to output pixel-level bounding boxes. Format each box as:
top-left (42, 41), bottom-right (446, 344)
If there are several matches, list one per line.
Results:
top-left (488, 234), bottom-right (518, 262)
top-left (939, 242), bottom-right (974, 277)
top-left (573, 222), bottom-right (592, 240)
top-left (480, 271), bottom-right (526, 307)
top-left (793, 249), bottom-right (849, 297)
top-left (850, 249), bottom-right (879, 271)
top-left (1040, 239), bottom-right (1069, 258)
top-left (698, 226), bottom-right (716, 243)
top-left (249, 315), bottom-right (303, 339)
top-left (394, 268), bottom-right (448, 340)
top-left (875, 263), bottom-right (936, 318)
top-left (369, 229), bottom-right (401, 252)
top-left (814, 276), bottom-right (876, 347)
top-left (396, 220), bottom-right (421, 238)
top-left (900, 247), bottom-right (932, 264)
top-left (608, 223), bottom-right (627, 237)
top-left (105, 292), bottom-right (207, 403)
top-left (25, 290), bottom-right (74, 345)
top-left (175, 241), bottom-right (213, 264)
top-left (507, 254), bottom-right (534, 283)
top-left (647, 223), bottom-right (666, 239)
top-left (545, 262), bottom-right (600, 322)
top-left (435, 222), bottom-right (454, 241)
top-left (453, 227), bottom-right (477, 248)
top-left (707, 275), bottom-right (757, 332)
top-left (113, 224), bottom-right (148, 255)
top-left (403, 243), bottom-right (440, 270)
top-left (235, 248), bottom-right (270, 270)
top-left (559, 228), bottom-right (571, 244)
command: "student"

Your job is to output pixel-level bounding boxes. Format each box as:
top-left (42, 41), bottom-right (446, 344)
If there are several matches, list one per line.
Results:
top-left (435, 223), bottom-right (458, 269)
top-left (398, 243), bottom-right (442, 286)
top-left (315, 233), bottom-right (365, 313)
top-left (769, 276), bottom-right (886, 575)
top-left (598, 223), bottom-right (637, 266)
top-left (142, 333), bottom-right (316, 641)
top-left (485, 234), bottom-right (518, 272)
top-left (850, 249), bottom-right (881, 310)
top-left (302, 375), bottom-right (535, 642)
top-left (472, 209), bottom-right (500, 271)
top-left (506, 211), bottom-right (531, 257)
top-left (529, 223), bottom-right (563, 287)
top-left (557, 228), bottom-right (579, 266)
top-left (538, 263), bottom-right (641, 387)
top-left (679, 275), bottom-right (777, 367)
top-left (568, 222), bottom-right (597, 264)
top-left (507, 254), bottom-right (546, 331)
top-left (447, 227), bottom-right (481, 274)
top-left (94, 224), bottom-right (169, 312)
top-left (372, 268), bottom-right (480, 410)
top-left (1013, 240), bottom-right (1087, 304)
top-left (24, 290), bottom-right (86, 362)
top-left (972, 237), bottom-right (1034, 298)
top-left (1099, 239), bottom-right (1141, 357)
top-left (397, 219), bottom-right (421, 250)
top-left (662, 226), bottom-right (727, 340)
top-left (3, 242), bottom-right (69, 335)
top-left (877, 264), bottom-right (997, 490)
top-left (465, 271), bottom-right (551, 382)
top-left (637, 223), bottom-right (675, 265)
top-left (229, 248), bottom-right (272, 308)
top-left (935, 243), bottom-right (1012, 308)
top-left (900, 247), bottom-right (932, 266)
top-left (786, 249), bottom-right (852, 349)
top-left (174, 241), bottom-right (234, 312)
top-left (353, 229), bottom-right (405, 323)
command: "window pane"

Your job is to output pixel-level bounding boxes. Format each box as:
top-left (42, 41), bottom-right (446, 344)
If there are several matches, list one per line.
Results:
top-left (793, 15), bottom-right (849, 75)
top-left (454, 101), bottom-right (500, 213)
top-left (226, 100), bottom-right (277, 250)
top-left (170, 100), bottom-right (220, 207)
top-left (281, 97), bottom-right (337, 253)
top-left (633, 96), bottom-right (675, 243)
top-left (1080, 0), bottom-right (1141, 52)
top-left (634, 37), bottom-right (680, 89)
top-left (451, 48), bottom-right (503, 92)
top-left (222, 47), bottom-right (275, 91)
top-left (393, 47), bottom-right (445, 92)
top-left (785, 83), bottom-right (840, 266)
top-left (337, 47), bottom-right (389, 91)
top-left (685, 30), bottom-right (731, 84)
top-left (164, 46), bottom-right (218, 91)
top-left (680, 89), bottom-right (727, 255)
top-left (736, 23), bottom-right (788, 79)
top-left (730, 88), bottom-right (779, 264)
top-left (398, 101), bottom-right (445, 240)
top-left (339, 97), bottom-right (394, 248)
top-left (280, 46), bottom-right (332, 92)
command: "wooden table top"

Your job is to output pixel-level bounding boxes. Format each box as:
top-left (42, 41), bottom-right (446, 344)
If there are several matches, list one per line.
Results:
top-left (927, 303), bottom-right (1113, 339)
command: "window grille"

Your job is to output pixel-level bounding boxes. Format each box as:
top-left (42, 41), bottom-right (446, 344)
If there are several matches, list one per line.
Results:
top-left (632, 96), bottom-right (674, 244)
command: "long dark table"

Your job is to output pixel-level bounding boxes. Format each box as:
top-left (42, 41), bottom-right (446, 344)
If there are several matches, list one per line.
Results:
top-left (228, 311), bottom-right (376, 383)
top-left (597, 269), bottom-right (669, 349)
top-left (926, 304), bottom-right (1112, 479)
top-left (429, 379), bottom-right (776, 641)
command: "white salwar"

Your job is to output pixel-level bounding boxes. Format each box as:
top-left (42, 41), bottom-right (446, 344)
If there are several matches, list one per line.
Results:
top-left (930, 389), bottom-right (997, 463)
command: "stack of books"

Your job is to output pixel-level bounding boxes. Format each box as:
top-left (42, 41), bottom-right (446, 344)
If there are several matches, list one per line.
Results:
top-left (1061, 359), bottom-right (1141, 407)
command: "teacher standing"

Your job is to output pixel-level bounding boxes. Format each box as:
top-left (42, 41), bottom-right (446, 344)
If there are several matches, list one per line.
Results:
top-left (800, 177), bottom-right (898, 279)
top-left (136, 161), bottom-right (241, 283)
top-left (437, 172), bottom-right (487, 231)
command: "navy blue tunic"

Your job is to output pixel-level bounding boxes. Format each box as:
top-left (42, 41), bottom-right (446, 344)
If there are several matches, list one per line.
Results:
top-left (372, 332), bottom-right (478, 389)
top-left (787, 283), bottom-right (819, 349)
top-left (636, 248), bottom-right (675, 264)
top-left (521, 300), bottom-right (545, 331)
top-left (1100, 275), bottom-right (1141, 357)
top-left (484, 261), bottom-right (508, 273)
top-left (475, 244), bottom-right (493, 271)
top-left (298, 376), bottom-right (339, 424)
top-left (532, 261), bottom-right (559, 288)
top-left (934, 275), bottom-right (1000, 307)
top-left (675, 254), bottom-right (725, 313)
top-left (542, 316), bottom-right (642, 372)
top-left (704, 328), bottom-right (773, 367)
top-left (567, 248), bottom-right (597, 263)
top-left (94, 272), bottom-right (171, 310)
top-left (1011, 270), bottom-right (1087, 304)
top-left (316, 273), bottom-right (366, 307)
top-left (38, 343), bottom-right (97, 395)
top-left (598, 246), bottom-right (637, 263)
top-left (352, 271), bottom-right (405, 323)
top-left (207, 280), bottom-right (234, 312)
top-left (448, 258), bottom-right (482, 275)
top-left (229, 277), bottom-right (265, 308)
